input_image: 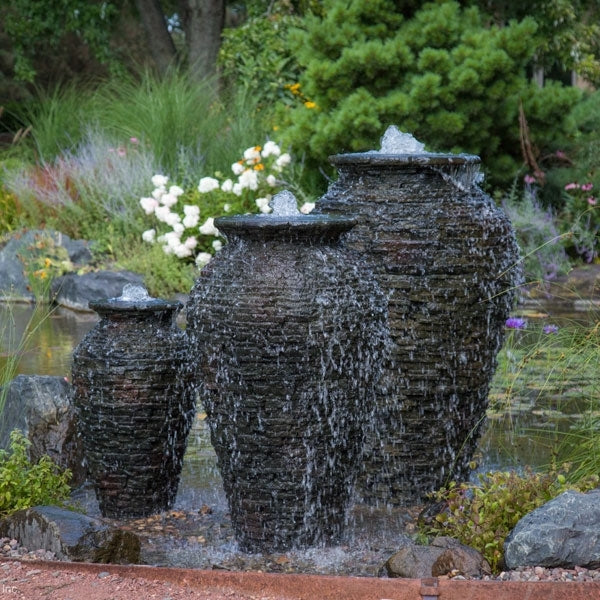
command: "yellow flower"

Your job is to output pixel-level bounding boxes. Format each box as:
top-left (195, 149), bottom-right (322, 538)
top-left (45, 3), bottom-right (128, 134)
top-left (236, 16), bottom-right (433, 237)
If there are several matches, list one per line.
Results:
top-left (304, 101), bottom-right (317, 109)
top-left (44, 257), bottom-right (52, 268)
top-left (285, 83), bottom-right (301, 95)
top-left (253, 163), bottom-right (265, 171)
top-left (34, 269), bottom-right (48, 279)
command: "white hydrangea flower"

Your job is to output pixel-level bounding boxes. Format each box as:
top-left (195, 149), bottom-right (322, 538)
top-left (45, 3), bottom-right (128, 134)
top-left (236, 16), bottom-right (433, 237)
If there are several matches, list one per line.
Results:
top-left (172, 222), bottom-right (184, 234)
top-left (199, 217), bottom-right (219, 236)
top-left (198, 177), bottom-right (220, 193)
top-left (174, 244), bottom-right (193, 258)
top-left (232, 183), bottom-right (243, 196)
top-left (154, 205), bottom-right (172, 223)
top-left (151, 174), bottom-right (169, 188)
top-left (221, 178), bottom-right (233, 192)
top-left (164, 211), bottom-right (181, 227)
top-left (274, 153), bottom-right (291, 171)
top-left (262, 141), bottom-right (281, 158)
top-left (300, 202), bottom-right (315, 214)
top-left (184, 236), bottom-right (198, 249)
top-left (231, 162), bottom-right (244, 176)
top-left (266, 174), bottom-right (278, 187)
top-left (183, 214), bottom-right (199, 228)
top-left (212, 239), bottom-right (223, 252)
top-left (140, 197), bottom-right (159, 215)
top-left (141, 229), bottom-right (156, 243)
top-left (152, 187), bottom-right (165, 201)
top-left (239, 169), bottom-right (259, 191)
top-left (169, 185), bottom-right (184, 197)
top-left (183, 204), bottom-right (200, 216)
top-left (223, 203), bottom-right (231, 212)
top-left (160, 193), bottom-right (178, 207)
top-left (164, 231), bottom-right (181, 246)
top-left (243, 146), bottom-right (261, 163)
top-left (195, 252), bottom-right (213, 267)
top-left (255, 197), bottom-right (270, 211)
top-left (162, 244), bottom-right (174, 255)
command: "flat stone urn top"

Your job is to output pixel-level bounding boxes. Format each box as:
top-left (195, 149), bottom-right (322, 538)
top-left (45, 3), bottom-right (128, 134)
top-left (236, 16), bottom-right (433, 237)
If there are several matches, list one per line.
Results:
top-left (89, 297), bottom-right (182, 315)
top-left (215, 214), bottom-right (358, 239)
top-left (329, 151), bottom-right (481, 167)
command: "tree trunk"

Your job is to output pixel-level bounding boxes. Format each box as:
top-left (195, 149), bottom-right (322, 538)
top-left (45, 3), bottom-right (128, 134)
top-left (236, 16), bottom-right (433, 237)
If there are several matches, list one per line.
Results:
top-left (180, 0), bottom-right (225, 81)
top-left (134, 0), bottom-right (178, 76)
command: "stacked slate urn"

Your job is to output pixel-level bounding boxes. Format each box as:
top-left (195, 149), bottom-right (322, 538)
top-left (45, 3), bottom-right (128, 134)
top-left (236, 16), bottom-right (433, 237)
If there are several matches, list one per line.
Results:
top-left (316, 129), bottom-right (521, 505)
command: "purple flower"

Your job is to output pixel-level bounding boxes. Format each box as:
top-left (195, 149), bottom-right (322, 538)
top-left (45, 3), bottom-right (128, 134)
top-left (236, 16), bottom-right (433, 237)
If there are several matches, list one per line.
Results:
top-left (505, 317), bottom-right (527, 329)
top-left (543, 324), bottom-right (559, 334)
top-left (565, 182), bottom-right (580, 191)
top-left (524, 174), bottom-right (536, 185)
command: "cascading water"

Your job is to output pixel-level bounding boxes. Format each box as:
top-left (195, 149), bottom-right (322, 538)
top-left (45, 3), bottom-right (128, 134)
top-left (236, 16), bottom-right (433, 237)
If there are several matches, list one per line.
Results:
top-left (185, 191), bottom-right (389, 552)
top-left (71, 284), bottom-right (195, 518)
top-left (316, 126), bottom-right (522, 506)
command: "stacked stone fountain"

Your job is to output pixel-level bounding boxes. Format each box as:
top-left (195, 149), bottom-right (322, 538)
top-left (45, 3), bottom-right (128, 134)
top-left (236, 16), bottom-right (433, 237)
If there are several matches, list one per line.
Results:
top-left (185, 191), bottom-right (389, 552)
top-left (316, 126), bottom-right (521, 505)
top-left (70, 127), bottom-right (520, 556)
top-left (72, 284), bottom-right (195, 518)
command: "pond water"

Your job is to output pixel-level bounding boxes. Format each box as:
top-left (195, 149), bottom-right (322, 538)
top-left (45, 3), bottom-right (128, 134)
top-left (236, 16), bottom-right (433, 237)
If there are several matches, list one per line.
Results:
top-left (1, 301), bottom-right (597, 506)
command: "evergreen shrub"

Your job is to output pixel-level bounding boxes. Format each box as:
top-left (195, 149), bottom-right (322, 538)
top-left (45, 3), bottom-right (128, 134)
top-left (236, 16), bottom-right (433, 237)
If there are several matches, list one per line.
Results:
top-left (283, 0), bottom-right (581, 188)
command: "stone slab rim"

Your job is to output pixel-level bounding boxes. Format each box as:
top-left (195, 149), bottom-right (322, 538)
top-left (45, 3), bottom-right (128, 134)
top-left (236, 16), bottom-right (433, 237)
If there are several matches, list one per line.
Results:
top-left (329, 152), bottom-right (481, 167)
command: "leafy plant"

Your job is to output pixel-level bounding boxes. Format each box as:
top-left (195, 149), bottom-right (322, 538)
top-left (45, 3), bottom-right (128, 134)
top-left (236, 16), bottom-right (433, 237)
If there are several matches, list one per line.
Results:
top-left (500, 179), bottom-right (571, 283)
top-left (282, 0), bottom-right (581, 189)
top-left (0, 429), bottom-right (72, 516)
top-left (420, 466), bottom-right (599, 572)
top-left (219, 12), bottom-right (303, 108)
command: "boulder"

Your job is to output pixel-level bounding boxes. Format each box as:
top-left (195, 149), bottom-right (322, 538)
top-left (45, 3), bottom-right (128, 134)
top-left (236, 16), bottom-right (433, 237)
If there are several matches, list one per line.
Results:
top-left (51, 270), bottom-right (144, 312)
top-left (0, 506), bottom-right (140, 563)
top-left (385, 537), bottom-right (490, 578)
top-left (504, 488), bottom-right (600, 569)
top-left (0, 375), bottom-right (86, 486)
top-left (0, 229), bottom-right (92, 302)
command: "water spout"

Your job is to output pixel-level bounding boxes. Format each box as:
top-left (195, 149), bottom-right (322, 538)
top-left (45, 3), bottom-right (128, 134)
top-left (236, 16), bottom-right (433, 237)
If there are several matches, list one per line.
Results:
top-left (111, 283), bottom-right (153, 302)
top-left (269, 190), bottom-right (301, 216)
top-left (379, 125), bottom-right (427, 154)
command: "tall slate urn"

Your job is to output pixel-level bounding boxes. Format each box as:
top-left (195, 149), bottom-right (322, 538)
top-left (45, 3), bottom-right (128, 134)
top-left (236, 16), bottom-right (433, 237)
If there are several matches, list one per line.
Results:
top-left (72, 286), bottom-right (194, 518)
top-left (317, 139), bottom-right (520, 505)
top-left (186, 192), bottom-right (388, 552)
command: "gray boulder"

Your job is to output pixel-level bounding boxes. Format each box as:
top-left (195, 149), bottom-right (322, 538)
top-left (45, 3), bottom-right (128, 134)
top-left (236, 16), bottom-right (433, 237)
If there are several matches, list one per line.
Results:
top-left (0, 506), bottom-right (140, 563)
top-left (51, 270), bottom-right (144, 312)
top-left (0, 375), bottom-right (86, 486)
top-left (0, 229), bottom-right (92, 302)
top-left (385, 536), bottom-right (491, 578)
top-left (504, 488), bottom-right (600, 569)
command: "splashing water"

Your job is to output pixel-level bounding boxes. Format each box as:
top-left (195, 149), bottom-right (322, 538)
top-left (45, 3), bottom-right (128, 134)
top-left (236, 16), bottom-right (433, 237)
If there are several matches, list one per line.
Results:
top-left (379, 125), bottom-right (427, 154)
top-left (269, 190), bottom-right (301, 216)
top-left (112, 283), bottom-right (153, 302)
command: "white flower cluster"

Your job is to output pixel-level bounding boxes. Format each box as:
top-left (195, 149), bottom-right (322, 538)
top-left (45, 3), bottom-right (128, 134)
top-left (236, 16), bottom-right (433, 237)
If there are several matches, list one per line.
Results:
top-left (197, 142), bottom-right (291, 214)
top-left (140, 141), bottom-right (293, 266)
top-left (140, 173), bottom-right (217, 266)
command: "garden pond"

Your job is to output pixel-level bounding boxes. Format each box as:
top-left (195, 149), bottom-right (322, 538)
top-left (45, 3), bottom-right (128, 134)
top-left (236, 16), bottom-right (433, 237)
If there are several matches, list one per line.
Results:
top-left (0, 298), bottom-right (598, 571)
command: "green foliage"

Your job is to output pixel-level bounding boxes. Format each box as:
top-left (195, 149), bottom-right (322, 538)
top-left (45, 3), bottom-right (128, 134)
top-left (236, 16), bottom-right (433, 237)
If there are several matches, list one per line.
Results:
top-left (536, 91), bottom-right (600, 261)
top-left (500, 182), bottom-right (571, 282)
top-left (464, 0), bottom-right (600, 86)
top-left (0, 186), bottom-right (23, 234)
top-left (115, 237), bottom-right (196, 300)
top-left (1, 0), bottom-right (118, 82)
top-left (420, 466), bottom-right (599, 572)
top-left (282, 0), bottom-right (581, 188)
top-left (16, 232), bottom-right (76, 301)
top-left (0, 430), bottom-right (72, 516)
top-left (219, 13), bottom-right (303, 107)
